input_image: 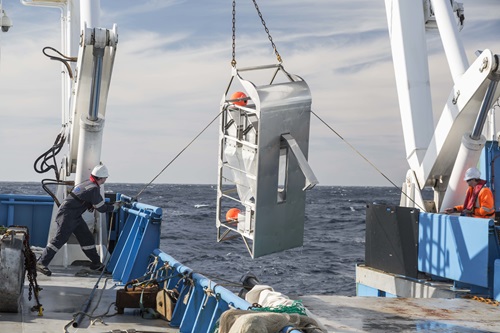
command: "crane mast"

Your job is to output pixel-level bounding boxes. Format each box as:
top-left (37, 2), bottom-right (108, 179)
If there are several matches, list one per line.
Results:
top-left (386, 0), bottom-right (500, 211)
top-left (23, 0), bottom-right (118, 265)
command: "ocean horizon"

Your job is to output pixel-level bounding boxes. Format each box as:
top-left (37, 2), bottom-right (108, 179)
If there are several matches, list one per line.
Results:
top-left (1, 182), bottom-right (401, 297)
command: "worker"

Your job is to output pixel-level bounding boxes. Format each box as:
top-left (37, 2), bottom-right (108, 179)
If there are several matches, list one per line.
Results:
top-left (36, 164), bottom-right (123, 276)
top-left (444, 167), bottom-right (495, 218)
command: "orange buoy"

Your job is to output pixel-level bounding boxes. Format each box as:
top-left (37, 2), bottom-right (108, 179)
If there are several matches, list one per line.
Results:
top-left (226, 208), bottom-right (241, 221)
top-left (230, 91), bottom-right (247, 106)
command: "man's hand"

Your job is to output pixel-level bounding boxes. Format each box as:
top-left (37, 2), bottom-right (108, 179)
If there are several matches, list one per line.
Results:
top-left (113, 201), bottom-right (124, 212)
top-left (461, 209), bottom-right (472, 216)
top-left (444, 207), bottom-right (456, 214)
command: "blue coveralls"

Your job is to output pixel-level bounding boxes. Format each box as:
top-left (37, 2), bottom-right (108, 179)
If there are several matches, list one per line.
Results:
top-left (39, 179), bottom-right (114, 267)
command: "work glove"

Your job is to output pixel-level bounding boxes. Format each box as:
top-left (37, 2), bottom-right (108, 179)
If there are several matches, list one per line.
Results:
top-left (113, 201), bottom-right (124, 212)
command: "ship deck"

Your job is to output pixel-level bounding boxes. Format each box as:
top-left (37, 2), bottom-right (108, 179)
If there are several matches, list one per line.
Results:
top-left (300, 294), bottom-right (500, 332)
top-left (1, 265), bottom-right (499, 333)
top-left (0, 265), bottom-right (178, 333)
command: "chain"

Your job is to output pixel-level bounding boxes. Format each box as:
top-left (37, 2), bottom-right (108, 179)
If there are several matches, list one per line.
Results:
top-left (465, 295), bottom-right (500, 306)
top-left (231, 0), bottom-right (237, 67)
top-left (231, 0), bottom-right (282, 67)
top-left (252, 0), bottom-right (282, 63)
top-left (21, 232), bottom-right (43, 315)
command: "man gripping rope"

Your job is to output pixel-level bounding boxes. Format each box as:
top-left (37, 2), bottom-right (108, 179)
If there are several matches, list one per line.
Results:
top-left (36, 164), bottom-right (123, 276)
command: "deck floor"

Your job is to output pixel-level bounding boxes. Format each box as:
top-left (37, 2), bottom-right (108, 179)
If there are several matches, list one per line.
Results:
top-left (1, 266), bottom-right (500, 333)
top-left (0, 265), bottom-right (178, 333)
top-left (300, 294), bottom-right (500, 333)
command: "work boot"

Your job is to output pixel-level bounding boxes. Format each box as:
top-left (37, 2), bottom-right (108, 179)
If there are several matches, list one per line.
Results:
top-left (36, 262), bottom-right (52, 276)
top-left (89, 262), bottom-right (105, 272)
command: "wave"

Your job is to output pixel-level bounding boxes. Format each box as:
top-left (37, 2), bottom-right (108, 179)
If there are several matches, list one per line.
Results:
top-left (194, 204), bottom-right (210, 208)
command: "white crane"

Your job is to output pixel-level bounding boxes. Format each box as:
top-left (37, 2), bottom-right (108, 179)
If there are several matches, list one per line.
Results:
top-left (23, 0), bottom-right (118, 265)
top-left (386, 0), bottom-right (500, 212)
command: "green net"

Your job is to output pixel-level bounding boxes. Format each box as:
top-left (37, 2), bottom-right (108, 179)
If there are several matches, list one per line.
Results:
top-left (0, 226), bottom-right (7, 235)
top-left (250, 300), bottom-right (307, 316)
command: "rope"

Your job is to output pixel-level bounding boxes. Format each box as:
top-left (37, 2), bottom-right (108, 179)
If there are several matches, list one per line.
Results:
top-left (199, 272), bottom-right (244, 288)
top-left (251, 300), bottom-right (307, 316)
top-left (64, 300), bottom-right (118, 333)
top-left (64, 212), bottom-right (118, 329)
top-left (312, 110), bottom-right (426, 211)
top-left (134, 110), bottom-right (223, 199)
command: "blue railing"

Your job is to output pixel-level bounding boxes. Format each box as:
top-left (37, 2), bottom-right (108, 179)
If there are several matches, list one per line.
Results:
top-left (142, 250), bottom-right (302, 333)
top-left (105, 200), bottom-right (304, 333)
top-left (1, 193), bottom-right (308, 331)
top-left (0, 194), bottom-right (53, 247)
top-left (153, 250), bottom-right (250, 332)
top-left (107, 194), bottom-right (162, 284)
top-left (419, 212), bottom-right (500, 299)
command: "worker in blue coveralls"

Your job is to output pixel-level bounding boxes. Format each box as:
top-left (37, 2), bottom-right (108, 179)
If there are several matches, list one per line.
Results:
top-left (36, 164), bottom-right (123, 276)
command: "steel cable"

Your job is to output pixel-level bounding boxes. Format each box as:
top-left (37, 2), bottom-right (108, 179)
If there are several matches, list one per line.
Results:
top-left (134, 110), bottom-right (224, 199)
top-left (312, 110), bottom-right (425, 211)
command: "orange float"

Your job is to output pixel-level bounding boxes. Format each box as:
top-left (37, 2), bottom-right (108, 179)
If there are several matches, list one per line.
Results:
top-left (230, 91), bottom-right (247, 106)
top-left (226, 208), bottom-right (241, 222)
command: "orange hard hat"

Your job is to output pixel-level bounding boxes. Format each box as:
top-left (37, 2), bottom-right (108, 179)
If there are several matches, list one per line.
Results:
top-left (230, 91), bottom-right (247, 106)
top-left (226, 208), bottom-right (241, 221)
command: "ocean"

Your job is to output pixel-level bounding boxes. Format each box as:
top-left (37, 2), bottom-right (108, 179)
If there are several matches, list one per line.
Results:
top-left (3, 182), bottom-right (401, 297)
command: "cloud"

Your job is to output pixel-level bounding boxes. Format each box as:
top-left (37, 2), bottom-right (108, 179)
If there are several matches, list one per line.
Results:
top-left (0, 0), bottom-right (498, 187)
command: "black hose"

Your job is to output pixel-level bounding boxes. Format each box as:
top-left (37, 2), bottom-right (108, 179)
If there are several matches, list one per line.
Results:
top-left (72, 264), bottom-right (109, 327)
top-left (72, 213), bottom-right (116, 327)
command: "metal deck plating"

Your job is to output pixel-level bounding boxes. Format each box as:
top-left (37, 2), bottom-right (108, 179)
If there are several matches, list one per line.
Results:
top-left (2, 266), bottom-right (499, 333)
top-left (300, 294), bottom-right (500, 333)
top-left (0, 265), bottom-right (177, 333)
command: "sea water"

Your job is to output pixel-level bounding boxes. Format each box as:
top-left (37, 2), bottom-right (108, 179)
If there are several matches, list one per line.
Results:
top-left (2, 183), bottom-right (400, 296)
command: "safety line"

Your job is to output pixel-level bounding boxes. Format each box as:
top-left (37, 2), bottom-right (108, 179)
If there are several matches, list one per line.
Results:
top-left (134, 110), bottom-right (224, 199)
top-left (312, 110), bottom-right (425, 211)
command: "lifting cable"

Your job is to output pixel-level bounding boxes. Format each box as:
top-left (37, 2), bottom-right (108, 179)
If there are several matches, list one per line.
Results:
top-left (312, 110), bottom-right (426, 211)
top-left (133, 110), bottom-right (224, 200)
top-left (135, 1), bottom-right (419, 211)
top-left (135, 0), bottom-right (282, 199)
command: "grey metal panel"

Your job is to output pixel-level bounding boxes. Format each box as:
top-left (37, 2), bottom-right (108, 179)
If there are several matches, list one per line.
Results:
top-left (217, 65), bottom-right (316, 258)
top-left (282, 134), bottom-right (318, 190)
top-left (251, 79), bottom-right (312, 258)
top-left (365, 204), bottom-right (419, 278)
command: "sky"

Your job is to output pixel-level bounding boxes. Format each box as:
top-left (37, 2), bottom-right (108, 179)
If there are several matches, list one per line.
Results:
top-left (0, 0), bottom-right (499, 186)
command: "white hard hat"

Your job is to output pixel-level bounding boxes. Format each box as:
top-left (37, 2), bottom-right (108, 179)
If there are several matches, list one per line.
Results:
top-left (91, 164), bottom-right (109, 178)
top-left (464, 167), bottom-right (481, 181)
